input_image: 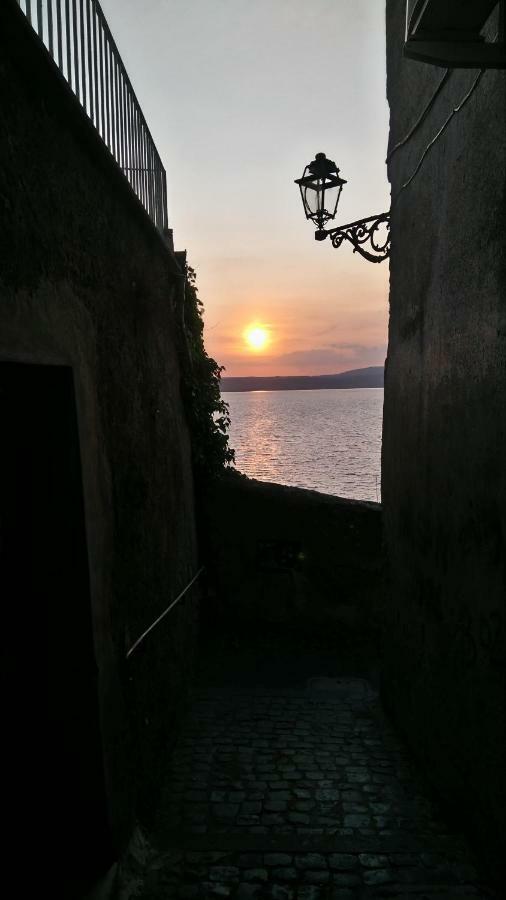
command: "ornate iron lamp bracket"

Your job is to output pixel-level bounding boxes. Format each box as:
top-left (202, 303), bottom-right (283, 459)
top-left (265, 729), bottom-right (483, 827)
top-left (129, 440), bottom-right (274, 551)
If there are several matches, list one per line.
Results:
top-left (322, 212), bottom-right (391, 263)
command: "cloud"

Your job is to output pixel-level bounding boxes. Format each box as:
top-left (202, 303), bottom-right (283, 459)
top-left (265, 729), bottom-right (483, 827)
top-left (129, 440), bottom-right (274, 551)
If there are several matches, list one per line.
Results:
top-left (271, 343), bottom-right (386, 369)
top-left (222, 343), bottom-right (387, 377)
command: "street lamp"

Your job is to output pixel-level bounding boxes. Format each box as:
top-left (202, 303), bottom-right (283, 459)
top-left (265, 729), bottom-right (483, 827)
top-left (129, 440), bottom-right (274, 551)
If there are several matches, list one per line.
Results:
top-left (295, 152), bottom-right (390, 263)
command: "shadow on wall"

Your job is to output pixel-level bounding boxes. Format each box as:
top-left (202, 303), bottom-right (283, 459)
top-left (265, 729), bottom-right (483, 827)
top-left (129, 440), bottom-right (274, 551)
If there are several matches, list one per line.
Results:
top-left (201, 472), bottom-right (384, 638)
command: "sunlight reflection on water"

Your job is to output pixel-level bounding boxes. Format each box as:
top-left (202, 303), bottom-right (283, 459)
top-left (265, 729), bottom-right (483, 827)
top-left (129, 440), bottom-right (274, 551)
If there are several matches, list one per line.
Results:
top-left (223, 388), bottom-right (383, 503)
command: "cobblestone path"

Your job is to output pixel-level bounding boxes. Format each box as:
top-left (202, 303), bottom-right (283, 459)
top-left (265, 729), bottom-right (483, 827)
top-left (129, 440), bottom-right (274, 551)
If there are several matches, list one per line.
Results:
top-left (122, 673), bottom-right (495, 899)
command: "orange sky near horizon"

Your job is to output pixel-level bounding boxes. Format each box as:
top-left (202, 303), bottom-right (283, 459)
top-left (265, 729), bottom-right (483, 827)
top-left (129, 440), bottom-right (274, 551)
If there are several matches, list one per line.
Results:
top-left (101, 0), bottom-right (390, 378)
top-left (202, 257), bottom-right (390, 377)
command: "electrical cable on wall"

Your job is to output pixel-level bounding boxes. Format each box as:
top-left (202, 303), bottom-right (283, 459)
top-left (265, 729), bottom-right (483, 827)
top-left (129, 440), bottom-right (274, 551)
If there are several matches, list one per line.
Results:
top-left (391, 67), bottom-right (489, 207)
top-left (390, 29), bottom-right (499, 206)
top-left (386, 69), bottom-right (451, 164)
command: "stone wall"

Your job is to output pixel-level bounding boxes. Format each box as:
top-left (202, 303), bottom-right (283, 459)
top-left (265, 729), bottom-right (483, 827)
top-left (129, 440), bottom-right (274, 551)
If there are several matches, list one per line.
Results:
top-left (383, 0), bottom-right (505, 880)
top-left (0, 0), bottom-right (199, 872)
top-left (202, 473), bottom-right (383, 639)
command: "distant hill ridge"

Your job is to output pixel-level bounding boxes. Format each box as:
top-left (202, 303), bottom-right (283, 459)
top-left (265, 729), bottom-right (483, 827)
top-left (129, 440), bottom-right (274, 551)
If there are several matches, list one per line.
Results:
top-left (221, 366), bottom-right (384, 392)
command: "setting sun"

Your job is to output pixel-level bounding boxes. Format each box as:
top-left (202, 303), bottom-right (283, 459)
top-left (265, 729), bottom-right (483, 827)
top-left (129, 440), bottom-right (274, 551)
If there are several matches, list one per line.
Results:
top-left (244, 324), bottom-right (269, 352)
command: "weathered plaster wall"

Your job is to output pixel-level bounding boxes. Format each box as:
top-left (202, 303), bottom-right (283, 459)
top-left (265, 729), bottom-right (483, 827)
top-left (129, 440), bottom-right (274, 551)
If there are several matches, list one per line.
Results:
top-left (383, 0), bottom-right (505, 878)
top-left (0, 1), bottom-right (199, 857)
top-left (203, 474), bottom-right (383, 638)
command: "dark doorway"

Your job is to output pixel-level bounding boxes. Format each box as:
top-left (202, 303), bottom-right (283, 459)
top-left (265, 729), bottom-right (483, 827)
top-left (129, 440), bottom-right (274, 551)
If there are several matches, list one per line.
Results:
top-left (0, 362), bottom-right (113, 897)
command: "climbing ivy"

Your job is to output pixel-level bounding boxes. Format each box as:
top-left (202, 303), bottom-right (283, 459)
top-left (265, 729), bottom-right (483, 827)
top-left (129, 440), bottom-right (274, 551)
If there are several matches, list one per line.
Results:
top-left (179, 264), bottom-right (235, 480)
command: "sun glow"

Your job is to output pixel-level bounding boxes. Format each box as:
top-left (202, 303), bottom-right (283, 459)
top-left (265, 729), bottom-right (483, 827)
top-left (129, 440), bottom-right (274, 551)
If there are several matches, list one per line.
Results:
top-left (244, 324), bottom-right (269, 352)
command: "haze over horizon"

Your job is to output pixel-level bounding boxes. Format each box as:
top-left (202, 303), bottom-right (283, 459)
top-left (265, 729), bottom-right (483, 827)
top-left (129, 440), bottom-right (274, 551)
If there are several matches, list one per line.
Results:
top-left (101, 0), bottom-right (390, 377)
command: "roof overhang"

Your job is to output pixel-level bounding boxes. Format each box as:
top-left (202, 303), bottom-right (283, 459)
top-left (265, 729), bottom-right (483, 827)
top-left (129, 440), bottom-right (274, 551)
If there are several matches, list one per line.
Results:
top-left (404, 0), bottom-right (506, 67)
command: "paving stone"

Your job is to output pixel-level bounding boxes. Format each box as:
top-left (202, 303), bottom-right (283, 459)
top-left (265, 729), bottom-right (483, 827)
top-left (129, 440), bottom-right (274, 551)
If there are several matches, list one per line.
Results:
top-left (263, 813), bottom-right (286, 826)
top-left (288, 812), bottom-right (311, 825)
top-left (235, 884), bottom-right (263, 899)
top-left (359, 853), bottom-right (390, 868)
top-left (297, 887), bottom-right (325, 899)
top-left (331, 872), bottom-right (361, 887)
top-left (264, 854), bottom-right (293, 866)
top-left (272, 867), bottom-right (298, 882)
top-left (242, 801), bottom-right (263, 815)
top-left (343, 813), bottom-right (371, 827)
top-left (209, 866), bottom-right (240, 883)
top-left (213, 803), bottom-right (240, 819)
top-left (362, 867), bottom-right (395, 886)
top-left (328, 854), bottom-right (358, 871)
top-left (244, 868), bottom-right (269, 882)
top-left (295, 854), bottom-right (328, 870)
top-left (199, 883), bottom-right (233, 897)
top-left (265, 801), bottom-right (288, 812)
top-left (304, 870), bottom-right (330, 883)
top-left (265, 887), bottom-right (294, 900)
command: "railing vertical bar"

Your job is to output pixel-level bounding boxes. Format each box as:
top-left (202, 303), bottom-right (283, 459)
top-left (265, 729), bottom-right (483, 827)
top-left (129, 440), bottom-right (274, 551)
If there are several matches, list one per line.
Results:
top-left (155, 164), bottom-right (160, 228)
top-left (36, 0), bottom-right (43, 39)
top-left (154, 163), bottom-right (159, 228)
top-left (148, 145), bottom-right (154, 220)
top-left (145, 132), bottom-right (150, 213)
top-left (92, 2), bottom-right (99, 128)
top-left (150, 151), bottom-right (155, 222)
top-left (110, 50), bottom-right (115, 155)
top-left (114, 58), bottom-right (120, 162)
top-left (133, 108), bottom-right (140, 196)
top-left (56, 0), bottom-right (63, 69)
top-left (120, 65), bottom-right (126, 169)
top-left (138, 123), bottom-right (142, 202)
top-left (153, 160), bottom-right (160, 225)
top-left (124, 83), bottom-right (130, 184)
top-left (126, 87), bottom-right (133, 188)
top-left (140, 119), bottom-right (145, 203)
top-left (79, 0), bottom-right (86, 112)
top-left (162, 170), bottom-right (168, 231)
top-left (155, 164), bottom-right (161, 229)
top-left (103, 26), bottom-right (108, 146)
top-left (25, 0), bottom-right (32, 24)
top-left (119, 63), bottom-right (127, 169)
top-left (104, 36), bottom-right (111, 149)
top-left (47, 0), bottom-right (54, 57)
top-left (130, 104), bottom-right (136, 193)
top-left (106, 41), bottom-right (112, 152)
top-left (128, 85), bottom-right (134, 191)
top-left (98, 16), bottom-right (105, 139)
top-left (86, 0), bottom-right (94, 120)
top-left (111, 46), bottom-right (117, 155)
top-left (141, 120), bottom-right (146, 206)
top-left (65, 0), bottom-right (72, 87)
top-left (137, 112), bottom-right (143, 198)
top-left (72, 0), bottom-right (80, 101)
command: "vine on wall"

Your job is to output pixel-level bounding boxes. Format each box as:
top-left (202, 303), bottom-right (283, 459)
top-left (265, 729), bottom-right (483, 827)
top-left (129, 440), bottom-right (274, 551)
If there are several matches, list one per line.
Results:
top-left (179, 264), bottom-right (235, 481)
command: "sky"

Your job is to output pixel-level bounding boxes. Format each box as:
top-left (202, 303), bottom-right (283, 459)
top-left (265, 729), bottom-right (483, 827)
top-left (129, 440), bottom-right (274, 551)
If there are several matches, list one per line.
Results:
top-left (102, 0), bottom-right (390, 377)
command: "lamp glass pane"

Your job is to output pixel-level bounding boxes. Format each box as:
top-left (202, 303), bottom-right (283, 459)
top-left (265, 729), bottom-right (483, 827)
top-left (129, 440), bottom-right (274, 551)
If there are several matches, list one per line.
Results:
top-left (322, 183), bottom-right (339, 219)
top-left (304, 185), bottom-right (321, 217)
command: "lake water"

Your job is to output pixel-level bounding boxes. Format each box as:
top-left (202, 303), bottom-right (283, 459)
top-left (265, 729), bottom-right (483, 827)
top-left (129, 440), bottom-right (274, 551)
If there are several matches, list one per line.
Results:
top-left (223, 388), bottom-right (383, 503)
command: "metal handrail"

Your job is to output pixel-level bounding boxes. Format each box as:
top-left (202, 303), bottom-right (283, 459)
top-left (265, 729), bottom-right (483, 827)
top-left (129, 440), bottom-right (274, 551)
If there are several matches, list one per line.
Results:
top-left (17, 0), bottom-right (168, 232)
top-left (126, 567), bottom-right (205, 660)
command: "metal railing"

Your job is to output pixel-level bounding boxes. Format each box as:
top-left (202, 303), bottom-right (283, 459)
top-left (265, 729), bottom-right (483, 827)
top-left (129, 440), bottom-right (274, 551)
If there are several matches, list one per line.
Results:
top-left (17, 0), bottom-right (168, 232)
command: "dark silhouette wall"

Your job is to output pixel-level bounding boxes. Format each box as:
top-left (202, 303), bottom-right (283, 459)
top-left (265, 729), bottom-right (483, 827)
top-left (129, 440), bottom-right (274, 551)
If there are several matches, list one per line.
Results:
top-left (383, 0), bottom-right (505, 880)
top-left (203, 474), bottom-right (383, 638)
top-left (0, 2), bottom-right (199, 882)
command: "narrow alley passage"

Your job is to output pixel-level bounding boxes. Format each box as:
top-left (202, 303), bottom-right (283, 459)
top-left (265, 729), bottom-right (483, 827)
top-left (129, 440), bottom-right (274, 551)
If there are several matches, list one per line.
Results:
top-left (119, 628), bottom-right (495, 900)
